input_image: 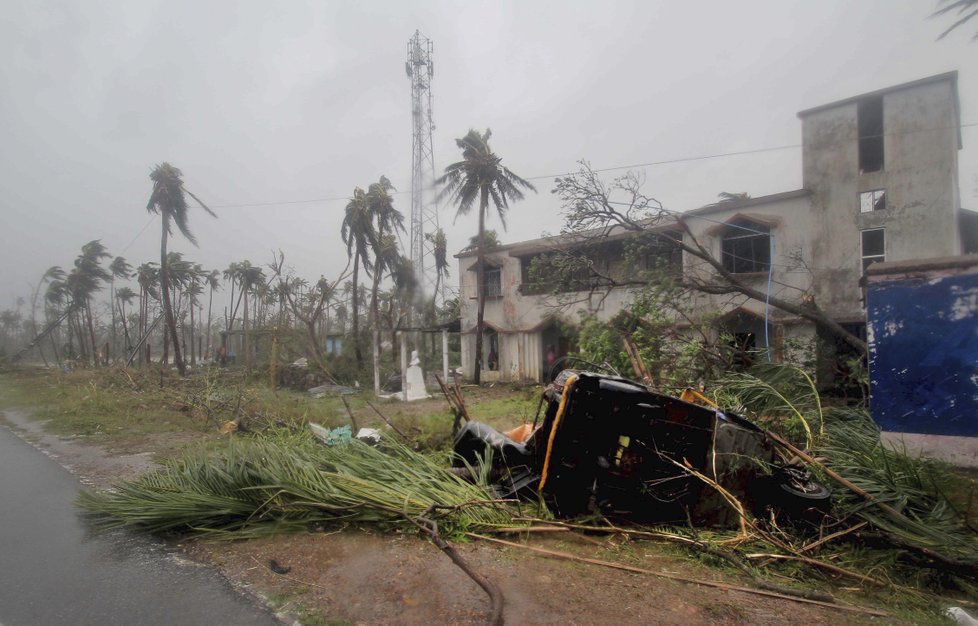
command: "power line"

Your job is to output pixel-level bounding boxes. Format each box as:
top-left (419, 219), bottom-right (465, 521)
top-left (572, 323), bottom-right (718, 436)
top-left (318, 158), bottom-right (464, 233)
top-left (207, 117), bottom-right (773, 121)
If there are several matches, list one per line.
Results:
top-left (187, 121), bottom-right (978, 210)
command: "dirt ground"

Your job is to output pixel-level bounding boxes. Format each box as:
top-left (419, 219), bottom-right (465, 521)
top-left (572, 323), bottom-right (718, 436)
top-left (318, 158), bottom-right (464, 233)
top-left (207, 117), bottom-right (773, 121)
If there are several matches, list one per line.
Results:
top-left (0, 406), bottom-right (903, 625)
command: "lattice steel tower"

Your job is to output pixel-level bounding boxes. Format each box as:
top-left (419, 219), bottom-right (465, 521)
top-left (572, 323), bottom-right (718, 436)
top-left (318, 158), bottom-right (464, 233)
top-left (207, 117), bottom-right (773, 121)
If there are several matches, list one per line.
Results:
top-left (405, 30), bottom-right (440, 303)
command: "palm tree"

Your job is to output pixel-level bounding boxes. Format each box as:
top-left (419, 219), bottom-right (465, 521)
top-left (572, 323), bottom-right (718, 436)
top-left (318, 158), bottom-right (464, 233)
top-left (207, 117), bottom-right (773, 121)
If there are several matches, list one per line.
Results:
top-left (426, 228), bottom-right (450, 306)
top-left (115, 286), bottom-right (136, 354)
top-left (146, 162), bottom-right (215, 376)
top-left (366, 177), bottom-right (405, 393)
top-left (108, 256), bottom-right (132, 360)
top-left (70, 240), bottom-right (112, 366)
top-left (204, 269), bottom-right (221, 359)
top-left (341, 186), bottom-right (378, 370)
top-left (135, 262), bottom-right (160, 364)
top-left (224, 260), bottom-right (264, 369)
top-left (437, 129), bottom-right (535, 383)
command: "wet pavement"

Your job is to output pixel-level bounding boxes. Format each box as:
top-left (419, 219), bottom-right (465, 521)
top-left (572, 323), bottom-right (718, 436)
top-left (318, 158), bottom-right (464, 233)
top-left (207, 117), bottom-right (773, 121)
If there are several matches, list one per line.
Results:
top-left (0, 422), bottom-right (280, 626)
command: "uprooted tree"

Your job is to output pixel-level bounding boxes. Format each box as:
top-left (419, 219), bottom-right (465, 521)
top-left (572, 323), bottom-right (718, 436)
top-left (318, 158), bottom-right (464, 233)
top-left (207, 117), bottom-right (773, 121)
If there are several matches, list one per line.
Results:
top-left (535, 162), bottom-right (867, 356)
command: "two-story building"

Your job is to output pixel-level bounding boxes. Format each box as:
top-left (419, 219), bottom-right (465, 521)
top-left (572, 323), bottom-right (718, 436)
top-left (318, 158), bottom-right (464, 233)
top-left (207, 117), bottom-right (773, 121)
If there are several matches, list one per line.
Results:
top-left (456, 72), bottom-right (977, 383)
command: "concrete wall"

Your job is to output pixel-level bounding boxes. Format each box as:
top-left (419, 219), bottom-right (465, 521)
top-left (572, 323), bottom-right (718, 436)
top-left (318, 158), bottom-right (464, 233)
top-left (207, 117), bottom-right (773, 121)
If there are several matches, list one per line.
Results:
top-left (801, 77), bottom-right (961, 320)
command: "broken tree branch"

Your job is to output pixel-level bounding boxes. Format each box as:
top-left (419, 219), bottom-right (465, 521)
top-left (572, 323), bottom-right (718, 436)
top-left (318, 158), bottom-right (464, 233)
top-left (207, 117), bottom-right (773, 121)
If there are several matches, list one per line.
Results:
top-left (466, 533), bottom-right (886, 617)
top-left (407, 505), bottom-right (505, 626)
top-left (364, 399), bottom-right (409, 440)
top-left (340, 395), bottom-right (359, 432)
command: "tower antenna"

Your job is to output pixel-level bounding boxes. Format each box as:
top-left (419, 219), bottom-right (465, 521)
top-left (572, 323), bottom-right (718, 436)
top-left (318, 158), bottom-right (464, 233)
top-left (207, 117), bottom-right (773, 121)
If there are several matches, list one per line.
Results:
top-left (405, 30), bottom-right (441, 307)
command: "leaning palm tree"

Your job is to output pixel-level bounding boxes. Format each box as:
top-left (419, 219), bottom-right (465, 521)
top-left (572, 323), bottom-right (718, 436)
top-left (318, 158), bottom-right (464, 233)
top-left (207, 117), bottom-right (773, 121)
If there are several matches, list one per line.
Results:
top-left (366, 177), bottom-right (405, 393)
top-left (115, 286), bottom-right (136, 354)
top-left (146, 162), bottom-right (216, 376)
top-left (436, 129), bottom-right (535, 383)
top-left (108, 256), bottom-right (132, 360)
top-left (70, 240), bottom-right (112, 366)
top-left (341, 186), bottom-right (378, 370)
top-left (426, 228), bottom-right (450, 310)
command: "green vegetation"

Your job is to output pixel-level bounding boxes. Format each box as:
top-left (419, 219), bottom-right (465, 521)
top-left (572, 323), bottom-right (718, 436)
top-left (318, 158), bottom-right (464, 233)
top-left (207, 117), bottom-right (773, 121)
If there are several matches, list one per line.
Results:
top-left (78, 430), bottom-right (514, 539)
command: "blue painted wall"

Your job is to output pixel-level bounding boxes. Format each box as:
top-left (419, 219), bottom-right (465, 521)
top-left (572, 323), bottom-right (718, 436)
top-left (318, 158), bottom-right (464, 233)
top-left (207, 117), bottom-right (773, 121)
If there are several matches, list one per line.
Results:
top-left (867, 271), bottom-right (978, 436)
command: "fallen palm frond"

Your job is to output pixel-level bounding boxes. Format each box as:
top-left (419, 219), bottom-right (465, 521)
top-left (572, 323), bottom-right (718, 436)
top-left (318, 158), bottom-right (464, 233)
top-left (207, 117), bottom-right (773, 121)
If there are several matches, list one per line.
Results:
top-left (714, 363), bottom-right (978, 572)
top-left (78, 429), bottom-right (514, 539)
top-left (816, 407), bottom-right (978, 566)
top-left (713, 363), bottom-right (823, 448)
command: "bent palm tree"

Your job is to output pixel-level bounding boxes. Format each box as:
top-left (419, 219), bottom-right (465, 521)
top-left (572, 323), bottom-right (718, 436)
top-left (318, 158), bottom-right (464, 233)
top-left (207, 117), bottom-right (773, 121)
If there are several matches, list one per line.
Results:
top-left (341, 187), bottom-right (377, 370)
top-left (366, 177), bottom-right (405, 393)
top-left (437, 129), bottom-right (535, 383)
top-left (146, 163), bottom-right (215, 375)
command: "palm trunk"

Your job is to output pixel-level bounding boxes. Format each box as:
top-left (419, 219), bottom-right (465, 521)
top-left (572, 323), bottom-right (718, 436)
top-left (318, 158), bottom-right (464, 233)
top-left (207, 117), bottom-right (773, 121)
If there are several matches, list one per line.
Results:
top-left (243, 288), bottom-right (250, 370)
top-left (189, 301), bottom-right (196, 366)
top-left (371, 265), bottom-right (383, 394)
top-left (85, 299), bottom-right (98, 367)
top-left (160, 218), bottom-right (186, 375)
top-left (473, 187), bottom-right (489, 384)
top-left (352, 258), bottom-right (362, 369)
top-left (118, 300), bottom-right (132, 352)
top-left (206, 287), bottom-right (214, 359)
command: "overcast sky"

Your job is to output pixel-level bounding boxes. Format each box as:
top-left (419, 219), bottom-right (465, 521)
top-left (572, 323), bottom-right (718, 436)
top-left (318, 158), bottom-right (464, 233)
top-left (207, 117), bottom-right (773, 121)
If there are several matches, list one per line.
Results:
top-left (1, 0), bottom-right (976, 314)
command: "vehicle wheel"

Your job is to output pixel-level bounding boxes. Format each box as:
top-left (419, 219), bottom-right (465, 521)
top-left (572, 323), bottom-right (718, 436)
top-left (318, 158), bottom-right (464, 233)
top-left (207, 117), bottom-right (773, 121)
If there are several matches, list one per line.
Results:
top-left (778, 477), bottom-right (830, 500)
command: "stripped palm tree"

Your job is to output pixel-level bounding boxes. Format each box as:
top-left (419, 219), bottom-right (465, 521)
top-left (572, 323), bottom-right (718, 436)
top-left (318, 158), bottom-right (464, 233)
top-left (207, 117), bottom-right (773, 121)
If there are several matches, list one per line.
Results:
top-left (146, 163), bottom-right (216, 375)
top-left (437, 129), bottom-right (535, 383)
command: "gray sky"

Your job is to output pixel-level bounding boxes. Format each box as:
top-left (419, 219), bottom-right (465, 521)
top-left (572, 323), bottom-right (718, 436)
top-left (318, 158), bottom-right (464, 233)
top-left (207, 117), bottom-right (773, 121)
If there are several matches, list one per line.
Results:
top-left (1, 0), bottom-right (976, 313)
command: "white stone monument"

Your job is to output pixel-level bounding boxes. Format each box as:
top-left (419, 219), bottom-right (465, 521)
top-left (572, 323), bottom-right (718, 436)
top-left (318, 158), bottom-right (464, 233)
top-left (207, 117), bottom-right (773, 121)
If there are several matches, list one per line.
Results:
top-left (404, 350), bottom-right (430, 401)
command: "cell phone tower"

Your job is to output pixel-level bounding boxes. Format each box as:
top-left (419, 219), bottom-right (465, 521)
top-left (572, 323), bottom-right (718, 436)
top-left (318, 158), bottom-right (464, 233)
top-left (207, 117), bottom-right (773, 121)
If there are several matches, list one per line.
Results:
top-left (405, 30), bottom-right (440, 306)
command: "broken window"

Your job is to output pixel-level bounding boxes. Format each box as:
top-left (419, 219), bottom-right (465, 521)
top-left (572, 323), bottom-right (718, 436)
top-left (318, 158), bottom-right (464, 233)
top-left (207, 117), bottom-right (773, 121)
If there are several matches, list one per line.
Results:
top-left (721, 221), bottom-right (770, 274)
top-left (859, 189), bottom-right (886, 213)
top-left (858, 97), bottom-right (884, 173)
top-left (483, 267), bottom-right (502, 297)
top-left (861, 228), bottom-right (885, 272)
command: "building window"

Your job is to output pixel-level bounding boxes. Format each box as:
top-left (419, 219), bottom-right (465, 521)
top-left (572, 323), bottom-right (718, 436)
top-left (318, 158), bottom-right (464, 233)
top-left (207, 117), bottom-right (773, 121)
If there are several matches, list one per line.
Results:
top-left (643, 231), bottom-right (683, 274)
top-left (861, 228), bottom-right (885, 272)
top-left (483, 267), bottom-right (502, 297)
top-left (721, 222), bottom-right (771, 274)
top-left (484, 329), bottom-right (499, 371)
top-left (858, 96), bottom-right (884, 173)
top-left (859, 189), bottom-right (886, 213)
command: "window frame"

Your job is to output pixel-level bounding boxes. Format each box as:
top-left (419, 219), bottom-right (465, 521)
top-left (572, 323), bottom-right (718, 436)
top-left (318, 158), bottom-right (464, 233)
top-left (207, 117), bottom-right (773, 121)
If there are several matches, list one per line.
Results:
top-left (859, 189), bottom-right (886, 213)
top-left (857, 96), bottom-right (884, 173)
top-left (860, 228), bottom-right (885, 273)
top-left (483, 267), bottom-right (502, 298)
top-left (721, 222), bottom-right (771, 274)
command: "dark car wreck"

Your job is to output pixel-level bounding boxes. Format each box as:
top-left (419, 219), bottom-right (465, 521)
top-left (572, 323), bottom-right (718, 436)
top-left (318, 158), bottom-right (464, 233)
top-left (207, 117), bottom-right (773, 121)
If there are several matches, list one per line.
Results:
top-left (453, 370), bottom-right (830, 526)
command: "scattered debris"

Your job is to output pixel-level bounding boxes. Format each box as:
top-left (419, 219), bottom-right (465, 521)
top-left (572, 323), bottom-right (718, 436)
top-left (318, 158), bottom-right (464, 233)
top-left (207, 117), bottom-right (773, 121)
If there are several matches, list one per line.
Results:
top-left (355, 428), bottom-right (381, 445)
top-left (308, 423), bottom-right (352, 446)
top-left (307, 384), bottom-right (359, 398)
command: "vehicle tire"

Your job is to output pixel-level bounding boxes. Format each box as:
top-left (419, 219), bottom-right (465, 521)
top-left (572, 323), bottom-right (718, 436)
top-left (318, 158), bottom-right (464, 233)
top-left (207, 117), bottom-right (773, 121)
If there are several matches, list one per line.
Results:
top-left (777, 478), bottom-right (830, 501)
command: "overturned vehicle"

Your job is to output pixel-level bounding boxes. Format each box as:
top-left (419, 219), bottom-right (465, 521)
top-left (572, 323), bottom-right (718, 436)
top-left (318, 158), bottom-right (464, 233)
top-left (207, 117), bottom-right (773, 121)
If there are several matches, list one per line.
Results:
top-left (453, 370), bottom-right (830, 526)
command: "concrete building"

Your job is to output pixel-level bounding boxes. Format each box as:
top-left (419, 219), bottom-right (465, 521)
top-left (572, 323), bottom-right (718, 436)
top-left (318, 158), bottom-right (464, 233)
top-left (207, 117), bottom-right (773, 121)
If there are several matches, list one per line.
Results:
top-left (456, 71), bottom-right (976, 383)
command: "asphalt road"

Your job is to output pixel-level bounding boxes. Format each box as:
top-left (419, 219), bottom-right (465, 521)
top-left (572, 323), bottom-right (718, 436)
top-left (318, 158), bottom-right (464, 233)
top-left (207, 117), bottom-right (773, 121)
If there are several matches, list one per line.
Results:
top-left (0, 423), bottom-right (280, 626)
